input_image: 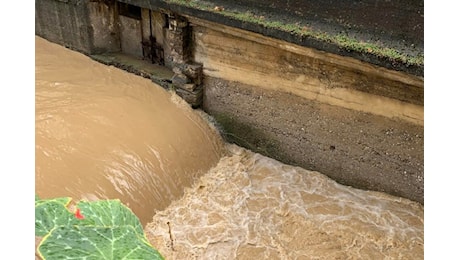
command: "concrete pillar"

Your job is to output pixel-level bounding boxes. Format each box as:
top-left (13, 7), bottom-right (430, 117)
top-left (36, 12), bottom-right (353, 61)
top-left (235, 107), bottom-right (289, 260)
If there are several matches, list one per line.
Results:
top-left (165, 14), bottom-right (190, 67)
top-left (164, 13), bottom-right (203, 107)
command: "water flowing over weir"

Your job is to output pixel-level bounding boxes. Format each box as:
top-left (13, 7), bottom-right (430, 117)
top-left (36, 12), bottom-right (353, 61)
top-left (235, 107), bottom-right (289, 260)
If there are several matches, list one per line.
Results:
top-left (35, 36), bottom-right (423, 258)
top-left (35, 36), bottom-right (224, 225)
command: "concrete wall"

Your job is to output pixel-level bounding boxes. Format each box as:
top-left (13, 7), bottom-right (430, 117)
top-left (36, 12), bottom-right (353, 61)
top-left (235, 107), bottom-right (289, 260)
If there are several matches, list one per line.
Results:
top-left (35, 0), bottom-right (93, 53)
top-left (36, 0), bottom-right (120, 54)
top-left (140, 9), bottom-right (166, 47)
top-left (190, 18), bottom-right (423, 126)
top-left (88, 1), bottom-right (121, 53)
top-left (119, 15), bottom-right (143, 58)
top-left (152, 12), bottom-right (167, 46)
top-left (189, 18), bottom-right (424, 203)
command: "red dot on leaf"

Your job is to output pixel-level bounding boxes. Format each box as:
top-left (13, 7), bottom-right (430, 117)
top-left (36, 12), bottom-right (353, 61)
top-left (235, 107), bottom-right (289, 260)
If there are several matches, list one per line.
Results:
top-left (75, 208), bottom-right (85, 219)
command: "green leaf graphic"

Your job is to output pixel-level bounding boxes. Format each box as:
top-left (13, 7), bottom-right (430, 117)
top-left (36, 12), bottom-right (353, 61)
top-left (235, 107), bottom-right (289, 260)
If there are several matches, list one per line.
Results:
top-left (39, 226), bottom-right (164, 259)
top-left (76, 199), bottom-right (144, 236)
top-left (35, 198), bottom-right (164, 259)
top-left (35, 200), bottom-right (78, 236)
top-left (35, 197), bottom-right (72, 207)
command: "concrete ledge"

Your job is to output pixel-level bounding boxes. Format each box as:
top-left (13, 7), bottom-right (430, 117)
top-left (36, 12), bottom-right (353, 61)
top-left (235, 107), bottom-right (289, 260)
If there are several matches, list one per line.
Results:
top-left (90, 52), bottom-right (174, 88)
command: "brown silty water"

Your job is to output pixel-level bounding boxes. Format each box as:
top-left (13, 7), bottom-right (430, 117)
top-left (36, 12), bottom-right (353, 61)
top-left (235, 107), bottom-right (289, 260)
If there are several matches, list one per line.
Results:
top-left (35, 36), bottom-right (224, 225)
top-left (35, 36), bottom-right (423, 258)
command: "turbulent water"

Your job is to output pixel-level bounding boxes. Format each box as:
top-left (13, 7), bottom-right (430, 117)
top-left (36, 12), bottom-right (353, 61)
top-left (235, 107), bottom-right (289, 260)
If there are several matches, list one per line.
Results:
top-left (35, 36), bottom-right (423, 259)
top-left (147, 145), bottom-right (423, 259)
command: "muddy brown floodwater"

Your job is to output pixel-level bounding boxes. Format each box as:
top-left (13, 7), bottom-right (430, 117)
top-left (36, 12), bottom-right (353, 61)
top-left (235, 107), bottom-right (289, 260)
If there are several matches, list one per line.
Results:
top-left (35, 36), bottom-right (224, 225)
top-left (35, 36), bottom-right (423, 259)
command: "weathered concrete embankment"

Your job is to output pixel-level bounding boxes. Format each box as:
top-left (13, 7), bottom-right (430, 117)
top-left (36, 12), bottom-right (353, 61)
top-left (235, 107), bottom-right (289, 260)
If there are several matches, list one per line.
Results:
top-left (191, 19), bottom-right (423, 203)
top-left (35, 0), bottom-right (424, 203)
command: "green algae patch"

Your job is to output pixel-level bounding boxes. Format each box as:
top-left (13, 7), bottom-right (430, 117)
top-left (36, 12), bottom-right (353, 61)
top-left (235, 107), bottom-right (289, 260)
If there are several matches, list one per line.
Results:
top-left (35, 197), bottom-right (164, 260)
